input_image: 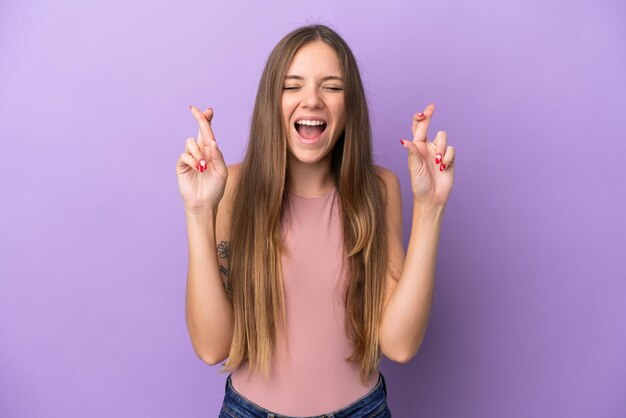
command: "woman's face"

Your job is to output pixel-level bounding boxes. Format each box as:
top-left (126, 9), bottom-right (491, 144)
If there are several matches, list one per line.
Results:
top-left (281, 41), bottom-right (346, 166)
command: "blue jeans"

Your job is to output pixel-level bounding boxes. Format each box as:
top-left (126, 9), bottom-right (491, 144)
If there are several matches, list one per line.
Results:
top-left (219, 372), bottom-right (392, 417)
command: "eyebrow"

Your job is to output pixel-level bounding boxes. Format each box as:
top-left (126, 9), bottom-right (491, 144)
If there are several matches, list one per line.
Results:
top-left (284, 75), bottom-right (343, 82)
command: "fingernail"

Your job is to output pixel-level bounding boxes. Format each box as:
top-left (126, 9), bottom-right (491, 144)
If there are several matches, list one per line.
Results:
top-left (435, 153), bottom-right (442, 164)
top-left (200, 160), bottom-right (206, 168)
top-left (440, 163), bottom-right (446, 171)
top-left (400, 139), bottom-right (408, 148)
top-left (195, 162), bottom-right (201, 172)
top-left (416, 112), bottom-right (425, 118)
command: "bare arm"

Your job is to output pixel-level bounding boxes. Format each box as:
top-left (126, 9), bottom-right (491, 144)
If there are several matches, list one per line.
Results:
top-left (377, 166), bottom-right (443, 363)
top-left (184, 210), bottom-right (234, 365)
top-left (184, 163), bottom-right (240, 365)
top-left (380, 103), bottom-right (453, 363)
top-left (380, 201), bottom-right (443, 363)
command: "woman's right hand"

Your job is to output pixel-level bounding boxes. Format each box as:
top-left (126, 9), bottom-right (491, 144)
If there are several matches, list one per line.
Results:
top-left (176, 105), bottom-right (228, 215)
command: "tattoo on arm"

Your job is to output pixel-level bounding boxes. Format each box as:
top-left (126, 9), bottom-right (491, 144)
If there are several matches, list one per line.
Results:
top-left (217, 240), bottom-right (230, 259)
top-left (217, 241), bottom-right (232, 298)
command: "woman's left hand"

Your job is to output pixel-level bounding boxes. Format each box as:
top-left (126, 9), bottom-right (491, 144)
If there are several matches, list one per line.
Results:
top-left (401, 103), bottom-right (455, 207)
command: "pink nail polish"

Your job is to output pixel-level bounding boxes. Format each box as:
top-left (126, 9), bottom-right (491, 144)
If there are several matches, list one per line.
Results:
top-left (435, 154), bottom-right (442, 164)
top-left (417, 112), bottom-right (425, 118)
top-left (440, 163), bottom-right (446, 171)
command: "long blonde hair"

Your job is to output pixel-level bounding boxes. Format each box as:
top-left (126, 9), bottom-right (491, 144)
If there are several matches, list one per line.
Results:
top-left (220, 24), bottom-right (389, 385)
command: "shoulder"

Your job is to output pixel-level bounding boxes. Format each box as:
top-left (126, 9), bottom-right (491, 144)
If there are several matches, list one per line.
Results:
top-left (374, 164), bottom-right (397, 181)
top-left (215, 162), bottom-right (244, 245)
top-left (374, 165), bottom-right (403, 236)
top-left (222, 162), bottom-right (243, 200)
top-left (227, 162), bottom-right (243, 178)
top-left (374, 165), bottom-right (401, 200)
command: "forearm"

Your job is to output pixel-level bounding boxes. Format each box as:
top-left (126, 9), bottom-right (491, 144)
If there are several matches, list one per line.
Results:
top-left (185, 211), bottom-right (234, 364)
top-left (381, 202), bottom-right (444, 362)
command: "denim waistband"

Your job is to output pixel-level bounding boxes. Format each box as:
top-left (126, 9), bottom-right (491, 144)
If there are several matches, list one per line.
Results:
top-left (221, 371), bottom-right (388, 418)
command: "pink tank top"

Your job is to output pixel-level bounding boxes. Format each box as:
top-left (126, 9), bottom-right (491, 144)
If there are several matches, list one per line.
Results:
top-left (230, 187), bottom-right (379, 415)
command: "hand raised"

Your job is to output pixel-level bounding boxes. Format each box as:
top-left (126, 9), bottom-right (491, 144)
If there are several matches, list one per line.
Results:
top-left (175, 105), bottom-right (228, 214)
top-left (401, 103), bottom-right (455, 207)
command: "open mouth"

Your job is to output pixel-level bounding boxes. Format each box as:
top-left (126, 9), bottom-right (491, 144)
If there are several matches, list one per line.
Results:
top-left (294, 120), bottom-right (327, 141)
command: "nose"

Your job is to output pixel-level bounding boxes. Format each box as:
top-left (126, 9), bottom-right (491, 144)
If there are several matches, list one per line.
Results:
top-left (301, 86), bottom-right (323, 109)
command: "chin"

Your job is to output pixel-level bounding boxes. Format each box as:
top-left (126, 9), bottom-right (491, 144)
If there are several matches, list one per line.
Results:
top-left (287, 142), bottom-right (332, 164)
top-left (288, 151), bottom-right (326, 165)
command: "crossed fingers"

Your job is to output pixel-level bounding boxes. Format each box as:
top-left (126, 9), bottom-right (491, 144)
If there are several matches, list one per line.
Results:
top-left (410, 103), bottom-right (455, 170)
top-left (189, 105), bottom-right (216, 148)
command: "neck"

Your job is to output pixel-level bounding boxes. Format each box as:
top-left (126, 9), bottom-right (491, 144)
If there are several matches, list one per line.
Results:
top-left (287, 154), bottom-right (334, 198)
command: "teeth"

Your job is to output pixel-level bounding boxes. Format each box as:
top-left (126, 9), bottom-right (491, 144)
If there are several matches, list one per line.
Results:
top-left (296, 120), bottom-right (326, 126)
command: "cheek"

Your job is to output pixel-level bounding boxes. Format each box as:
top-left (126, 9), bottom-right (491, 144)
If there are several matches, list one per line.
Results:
top-left (281, 100), bottom-right (295, 127)
top-left (331, 101), bottom-right (346, 125)
top-left (334, 109), bottom-right (346, 130)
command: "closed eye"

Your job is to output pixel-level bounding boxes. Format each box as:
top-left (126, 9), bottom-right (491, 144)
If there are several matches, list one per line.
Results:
top-left (283, 87), bottom-right (343, 91)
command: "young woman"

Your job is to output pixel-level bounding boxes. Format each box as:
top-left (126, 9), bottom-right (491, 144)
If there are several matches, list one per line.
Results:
top-left (176, 24), bottom-right (455, 418)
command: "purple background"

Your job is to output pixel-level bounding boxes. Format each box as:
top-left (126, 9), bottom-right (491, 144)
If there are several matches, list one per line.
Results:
top-left (1, 0), bottom-right (625, 417)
